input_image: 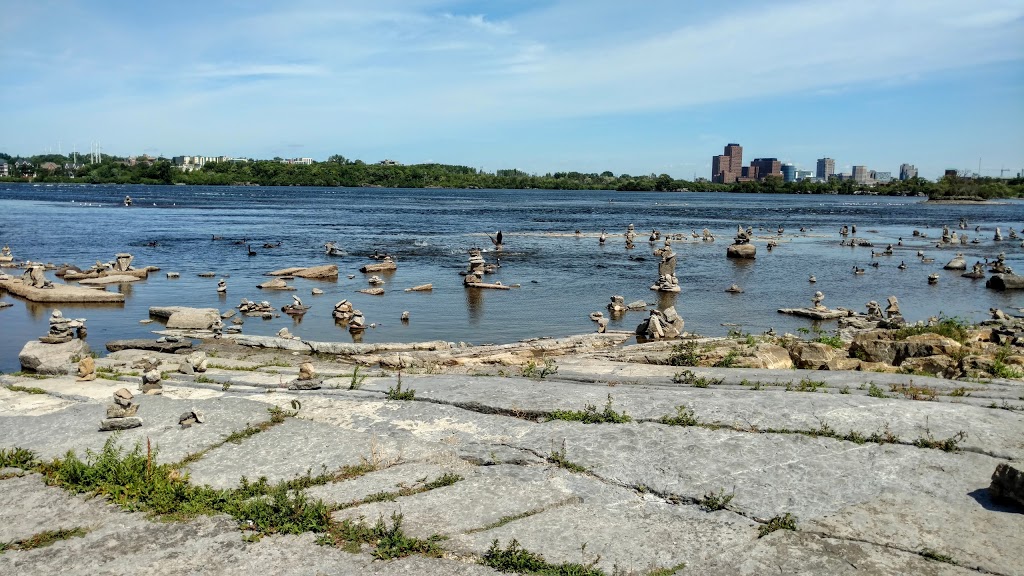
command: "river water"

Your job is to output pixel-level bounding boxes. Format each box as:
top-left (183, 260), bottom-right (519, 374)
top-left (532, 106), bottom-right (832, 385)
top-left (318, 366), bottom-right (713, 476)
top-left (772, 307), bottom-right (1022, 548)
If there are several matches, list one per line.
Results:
top-left (1, 183), bottom-right (1022, 372)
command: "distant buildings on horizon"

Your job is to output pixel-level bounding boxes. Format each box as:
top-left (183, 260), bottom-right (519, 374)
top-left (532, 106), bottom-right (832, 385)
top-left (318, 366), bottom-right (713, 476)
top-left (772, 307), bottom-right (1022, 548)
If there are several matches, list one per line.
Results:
top-left (712, 143), bottom-right (918, 186)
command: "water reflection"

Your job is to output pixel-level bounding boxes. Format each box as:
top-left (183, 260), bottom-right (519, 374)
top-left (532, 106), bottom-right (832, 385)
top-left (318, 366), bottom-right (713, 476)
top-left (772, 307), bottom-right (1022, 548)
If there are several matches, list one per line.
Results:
top-left (465, 286), bottom-right (484, 324)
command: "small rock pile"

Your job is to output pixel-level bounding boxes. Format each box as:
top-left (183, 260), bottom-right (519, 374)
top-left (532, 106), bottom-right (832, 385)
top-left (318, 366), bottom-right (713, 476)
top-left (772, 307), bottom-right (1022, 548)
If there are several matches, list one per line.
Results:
top-left (238, 299), bottom-right (276, 318)
top-left (636, 306), bottom-right (685, 340)
top-left (141, 369), bottom-right (162, 395)
top-left (76, 356), bottom-right (96, 381)
top-left (178, 408), bottom-right (205, 429)
top-left (333, 300), bottom-right (354, 322)
top-left (288, 362), bottom-right (322, 390)
top-left (178, 351), bottom-right (208, 375)
top-left (100, 388), bottom-right (142, 431)
top-left (39, 310), bottom-right (86, 344)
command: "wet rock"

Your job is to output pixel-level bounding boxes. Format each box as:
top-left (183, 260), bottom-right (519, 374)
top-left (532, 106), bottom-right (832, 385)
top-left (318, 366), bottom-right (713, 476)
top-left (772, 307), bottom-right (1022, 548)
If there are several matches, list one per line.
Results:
top-left (105, 339), bottom-right (193, 353)
top-left (257, 278), bottom-right (296, 290)
top-left (987, 274), bottom-right (1024, 291)
top-left (292, 264), bottom-right (338, 279)
top-left (726, 243), bottom-right (756, 259)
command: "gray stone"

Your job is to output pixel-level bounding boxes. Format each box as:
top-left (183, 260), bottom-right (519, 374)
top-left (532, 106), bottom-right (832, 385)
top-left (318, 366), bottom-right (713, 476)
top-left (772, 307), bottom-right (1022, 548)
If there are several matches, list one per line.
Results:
top-left (106, 403), bottom-right (138, 418)
top-left (989, 463), bottom-right (1024, 508)
top-left (106, 339), bottom-right (193, 353)
top-left (99, 416), bottom-right (143, 431)
top-left (18, 339), bottom-right (90, 375)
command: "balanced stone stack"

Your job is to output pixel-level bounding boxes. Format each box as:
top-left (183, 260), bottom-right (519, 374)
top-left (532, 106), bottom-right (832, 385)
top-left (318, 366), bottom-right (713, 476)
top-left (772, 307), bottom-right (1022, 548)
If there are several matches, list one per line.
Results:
top-left (39, 310), bottom-right (86, 343)
top-left (288, 362), bottom-right (322, 390)
top-left (141, 369), bottom-right (163, 395)
top-left (100, 388), bottom-right (142, 431)
top-left (178, 351), bottom-right (208, 375)
top-left (76, 356), bottom-right (96, 381)
top-left (635, 306), bottom-right (685, 340)
top-left (333, 299), bottom-right (354, 323)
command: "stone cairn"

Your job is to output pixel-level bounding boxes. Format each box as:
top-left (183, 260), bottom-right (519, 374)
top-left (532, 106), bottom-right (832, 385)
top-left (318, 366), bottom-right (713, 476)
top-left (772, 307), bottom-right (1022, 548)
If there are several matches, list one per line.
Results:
top-left (114, 253), bottom-right (133, 272)
top-left (462, 248), bottom-right (496, 286)
top-left (635, 307), bottom-right (685, 340)
top-left (625, 224), bottom-right (637, 250)
top-left (333, 299), bottom-right (355, 323)
top-left (884, 296), bottom-right (904, 326)
top-left (100, 388), bottom-right (142, 431)
top-left (217, 279), bottom-right (227, 293)
top-left (866, 300), bottom-right (883, 319)
top-left (650, 239), bottom-right (680, 292)
top-left (991, 253), bottom-right (1011, 274)
top-left (238, 299), bottom-right (276, 318)
top-left (0, 245), bottom-right (12, 263)
top-left (40, 310), bottom-right (86, 343)
top-left (21, 265), bottom-right (52, 288)
top-left (812, 291), bottom-right (826, 311)
top-left (178, 351), bottom-right (208, 375)
top-left (726, 225), bottom-right (756, 259)
top-left (289, 362), bottom-right (322, 390)
top-left (141, 368), bottom-right (162, 395)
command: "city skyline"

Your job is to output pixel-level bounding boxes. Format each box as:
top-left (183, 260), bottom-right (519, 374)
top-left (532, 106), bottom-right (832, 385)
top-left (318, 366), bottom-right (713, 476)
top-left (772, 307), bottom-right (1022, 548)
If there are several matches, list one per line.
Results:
top-left (1, 0), bottom-right (1022, 180)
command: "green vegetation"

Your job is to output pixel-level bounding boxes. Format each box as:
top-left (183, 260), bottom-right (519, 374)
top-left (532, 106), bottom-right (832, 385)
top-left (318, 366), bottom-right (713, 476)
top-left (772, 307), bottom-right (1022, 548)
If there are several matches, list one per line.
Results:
top-left (992, 346), bottom-right (1024, 379)
top-left (548, 395), bottom-right (632, 424)
top-left (482, 538), bottom-right (604, 575)
top-left (5, 384), bottom-right (47, 394)
top-left (0, 528), bottom-right (88, 554)
top-left (713, 350), bottom-right (740, 368)
top-left (699, 489), bottom-right (735, 511)
top-left (671, 369), bottom-right (723, 388)
top-left (867, 383), bottom-right (889, 398)
top-left (547, 440), bottom-right (590, 474)
top-left (668, 341), bottom-right (702, 367)
top-left (913, 429), bottom-right (968, 453)
top-left (758, 513), bottom-right (798, 538)
top-left (893, 316), bottom-right (969, 344)
top-left (786, 378), bottom-right (826, 393)
top-left (919, 548), bottom-right (954, 564)
top-left (659, 405), bottom-right (700, 427)
top-left (890, 382), bottom-right (938, 401)
top-left (349, 365), bottom-right (367, 390)
top-left (522, 359), bottom-right (558, 379)
top-left (386, 379), bottom-right (415, 401)
top-left (6, 150), bottom-right (1021, 198)
top-left (0, 447), bottom-right (37, 469)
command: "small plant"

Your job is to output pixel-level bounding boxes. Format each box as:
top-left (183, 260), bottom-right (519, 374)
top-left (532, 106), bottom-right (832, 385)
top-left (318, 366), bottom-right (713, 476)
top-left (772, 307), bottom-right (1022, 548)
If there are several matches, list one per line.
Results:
top-left (548, 394), bottom-right (631, 424)
top-left (713, 350), bottom-right (739, 368)
top-left (991, 347), bottom-right (1024, 379)
top-left (868, 423), bottom-right (900, 444)
top-left (757, 513), bottom-right (797, 538)
top-left (482, 538), bottom-right (604, 575)
top-left (914, 428), bottom-right (968, 453)
top-left (672, 369), bottom-right (723, 388)
top-left (221, 382), bottom-right (231, 391)
top-left (919, 548), bottom-right (954, 564)
top-left (867, 383), bottom-right (888, 398)
top-left (787, 378), bottom-right (825, 393)
top-left (740, 378), bottom-right (764, 390)
top-left (194, 375), bottom-right (215, 384)
top-left (539, 358), bottom-right (558, 378)
top-left (813, 329), bottom-right (845, 349)
top-left (386, 380), bottom-right (415, 401)
top-left (949, 387), bottom-right (970, 397)
top-left (548, 439), bottom-right (589, 474)
top-left (1, 527), bottom-right (88, 552)
top-left (668, 340), bottom-right (702, 367)
top-left (5, 384), bottom-right (47, 394)
top-left (839, 386), bottom-right (850, 394)
top-left (349, 365), bottom-right (367, 390)
top-left (0, 447), bottom-right (37, 469)
top-left (893, 315), bottom-right (969, 344)
top-left (890, 382), bottom-right (938, 401)
top-left (659, 405), bottom-right (700, 427)
top-left (699, 488), bottom-right (735, 511)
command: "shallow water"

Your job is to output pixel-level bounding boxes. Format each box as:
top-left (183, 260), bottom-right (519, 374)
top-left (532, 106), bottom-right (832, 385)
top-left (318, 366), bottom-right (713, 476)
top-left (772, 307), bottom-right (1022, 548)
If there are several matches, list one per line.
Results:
top-left (1, 183), bottom-right (1022, 372)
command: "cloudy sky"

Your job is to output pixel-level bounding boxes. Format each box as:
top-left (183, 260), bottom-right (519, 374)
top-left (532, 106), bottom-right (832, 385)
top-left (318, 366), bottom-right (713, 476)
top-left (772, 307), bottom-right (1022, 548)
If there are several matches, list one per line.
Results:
top-left (1, 0), bottom-right (1022, 179)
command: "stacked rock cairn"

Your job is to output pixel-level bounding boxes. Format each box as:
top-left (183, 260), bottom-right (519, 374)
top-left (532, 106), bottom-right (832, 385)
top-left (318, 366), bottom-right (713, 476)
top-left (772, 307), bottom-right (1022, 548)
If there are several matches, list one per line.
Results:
top-left (100, 388), bottom-right (142, 431)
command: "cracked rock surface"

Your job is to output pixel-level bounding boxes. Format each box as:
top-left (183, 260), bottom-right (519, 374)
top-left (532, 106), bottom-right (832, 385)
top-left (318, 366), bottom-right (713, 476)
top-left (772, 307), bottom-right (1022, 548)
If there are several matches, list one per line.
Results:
top-left (1, 344), bottom-right (1022, 575)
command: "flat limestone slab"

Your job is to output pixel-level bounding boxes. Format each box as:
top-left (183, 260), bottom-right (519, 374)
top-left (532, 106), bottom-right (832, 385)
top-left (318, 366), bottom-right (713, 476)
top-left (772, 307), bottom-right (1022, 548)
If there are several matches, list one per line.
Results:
top-left (0, 386), bottom-right (76, 416)
top-left (332, 472), bottom-right (581, 537)
top-left (688, 529), bottom-right (977, 576)
top-left (185, 418), bottom-right (450, 490)
top-left (0, 474), bottom-right (501, 576)
top-left (0, 278), bottom-right (125, 303)
top-left (305, 462), bottom-right (455, 507)
top-left (0, 396), bottom-right (274, 464)
top-left (360, 374), bottom-right (1024, 460)
top-left (450, 501), bottom-right (756, 574)
top-left (808, 493), bottom-right (1024, 575)
top-left (515, 421), bottom-right (1000, 522)
top-left (78, 274), bottom-right (141, 285)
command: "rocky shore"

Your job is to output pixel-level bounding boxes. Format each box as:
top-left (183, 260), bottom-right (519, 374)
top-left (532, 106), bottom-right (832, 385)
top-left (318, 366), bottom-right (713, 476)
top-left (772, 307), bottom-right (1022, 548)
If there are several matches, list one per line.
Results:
top-left (2, 315), bottom-right (1023, 575)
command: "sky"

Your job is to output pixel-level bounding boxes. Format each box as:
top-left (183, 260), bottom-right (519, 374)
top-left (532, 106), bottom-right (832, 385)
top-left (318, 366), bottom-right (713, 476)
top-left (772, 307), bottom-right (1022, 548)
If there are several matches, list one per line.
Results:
top-left (1, 0), bottom-right (1022, 180)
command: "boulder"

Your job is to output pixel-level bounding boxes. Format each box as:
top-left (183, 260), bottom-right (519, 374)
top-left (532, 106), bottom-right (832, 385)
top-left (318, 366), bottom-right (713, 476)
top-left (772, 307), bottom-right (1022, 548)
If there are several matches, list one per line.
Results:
top-left (166, 309), bottom-right (221, 330)
top-left (788, 341), bottom-right (842, 369)
top-left (733, 344), bottom-right (794, 370)
top-left (986, 274), bottom-right (1024, 291)
top-left (257, 278), bottom-right (296, 290)
top-left (898, 354), bottom-right (956, 377)
top-left (18, 339), bottom-right (90, 375)
top-left (726, 244), bottom-right (756, 259)
top-left (293, 264), bottom-right (338, 279)
top-left (901, 333), bottom-right (962, 359)
top-left (824, 357), bottom-right (861, 371)
top-left (989, 463), bottom-right (1024, 509)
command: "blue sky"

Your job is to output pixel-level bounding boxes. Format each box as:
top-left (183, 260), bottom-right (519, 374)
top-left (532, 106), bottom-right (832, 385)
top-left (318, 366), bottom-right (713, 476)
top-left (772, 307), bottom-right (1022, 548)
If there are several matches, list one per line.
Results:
top-left (1, 0), bottom-right (1022, 179)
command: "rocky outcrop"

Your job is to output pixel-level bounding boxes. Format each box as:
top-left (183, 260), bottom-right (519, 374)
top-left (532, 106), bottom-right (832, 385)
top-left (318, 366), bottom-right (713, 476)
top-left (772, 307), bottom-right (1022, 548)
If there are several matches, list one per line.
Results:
top-left (986, 274), bottom-right (1024, 291)
top-left (0, 277), bottom-right (126, 303)
top-left (18, 338), bottom-right (90, 375)
top-left (148, 307), bottom-right (221, 330)
top-left (788, 342), bottom-right (843, 370)
top-left (990, 463), bottom-right (1024, 509)
top-left (726, 243), bottom-right (756, 259)
top-left (849, 331), bottom-right (962, 366)
top-left (106, 339), bottom-right (193, 353)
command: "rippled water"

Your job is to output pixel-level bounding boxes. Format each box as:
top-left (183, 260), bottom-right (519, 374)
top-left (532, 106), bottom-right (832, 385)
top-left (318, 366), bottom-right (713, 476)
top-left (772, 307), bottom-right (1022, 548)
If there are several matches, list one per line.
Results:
top-left (1, 183), bottom-right (1022, 372)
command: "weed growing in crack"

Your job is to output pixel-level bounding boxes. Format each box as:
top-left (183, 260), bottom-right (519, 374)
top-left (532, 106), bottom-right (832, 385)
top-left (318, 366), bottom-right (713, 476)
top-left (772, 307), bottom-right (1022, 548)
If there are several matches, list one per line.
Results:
top-left (659, 405), bottom-right (700, 427)
top-left (0, 527), bottom-right (88, 553)
top-left (548, 439), bottom-right (589, 474)
top-left (548, 394), bottom-right (631, 424)
top-left (672, 369), bottom-right (723, 388)
top-left (890, 382), bottom-right (938, 401)
top-left (919, 548), bottom-right (954, 564)
top-left (668, 340), bottom-right (702, 367)
top-left (867, 383), bottom-right (889, 398)
top-left (349, 365), bottom-right (367, 390)
top-left (386, 380), bottom-right (415, 401)
top-left (757, 513), bottom-right (797, 538)
top-left (483, 538), bottom-right (604, 575)
top-left (0, 447), bottom-right (37, 469)
top-left (699, 489), bottom-right (735, 511)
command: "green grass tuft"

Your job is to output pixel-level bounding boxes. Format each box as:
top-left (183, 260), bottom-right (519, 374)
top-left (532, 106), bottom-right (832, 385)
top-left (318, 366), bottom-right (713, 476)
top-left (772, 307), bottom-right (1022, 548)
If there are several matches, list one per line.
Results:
top-left (482, 538), bottom-right (605, 575)
top-left (548, 394), bottom-right (631, 424)
top-left (758, 513), bottom-right (797, 538)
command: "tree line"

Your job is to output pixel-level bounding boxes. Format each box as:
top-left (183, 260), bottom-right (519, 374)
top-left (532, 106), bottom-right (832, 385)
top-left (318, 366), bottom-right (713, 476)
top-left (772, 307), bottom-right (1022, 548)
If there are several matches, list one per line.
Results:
top-left (2, 152), bottom-right (1021, 199)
